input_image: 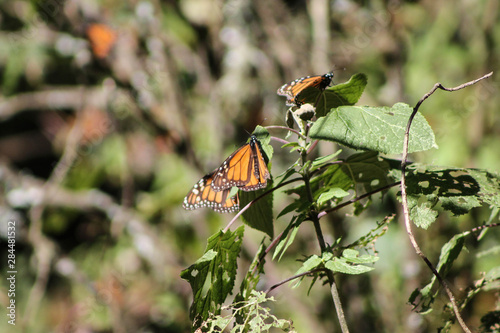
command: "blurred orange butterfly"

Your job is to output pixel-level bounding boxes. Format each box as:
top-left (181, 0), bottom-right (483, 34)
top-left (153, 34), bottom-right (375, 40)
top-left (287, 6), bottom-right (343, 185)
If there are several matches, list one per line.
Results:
top-left (183, 171), bottom-right (239, 213)
top-left (86, 23), bottom-right (117, 58)
top-left (277, 72), bottom-right (334, 106)
top-left (212, 135), bottom-right (270, 192)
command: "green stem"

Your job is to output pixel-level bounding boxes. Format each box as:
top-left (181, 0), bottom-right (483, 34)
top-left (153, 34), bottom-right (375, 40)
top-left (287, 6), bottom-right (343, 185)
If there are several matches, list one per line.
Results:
top-left (299, 132), bottom-right (350, 333)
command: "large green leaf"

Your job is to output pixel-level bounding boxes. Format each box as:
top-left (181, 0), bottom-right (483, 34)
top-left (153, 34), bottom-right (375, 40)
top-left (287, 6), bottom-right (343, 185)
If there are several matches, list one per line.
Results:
top-left (180, 226), bottom-right (244, 327)
top-left (403, 166), bottom-right (500, 229)
top-left (310, 103), bottom-right (437, 154)
top-left (240, 183), bottom-right (274, 238)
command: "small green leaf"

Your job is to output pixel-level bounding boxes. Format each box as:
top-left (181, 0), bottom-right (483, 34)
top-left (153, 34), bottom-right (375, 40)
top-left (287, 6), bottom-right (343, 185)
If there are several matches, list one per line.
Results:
top-left (406, 195), bottom-right (439, 229)
top-left (273, 215), bottom-right (304, 261)
top-left (236, 242), bottom-right (266, 302)
top-left (485, 267), bottom-right (500, 282)
top-left (310, 103), bottom-right (437, 154)
top-left (297, 255), bottom-right (323, 274)
top-left (411, 233), bottom-right (466, 312)
top-left (311, 151), bottom-right (343, 171)
top-left (324, 258), bottom-right (375, 275)
top-left (277, 201), bottom-right (302, 218)
top-left (252, 126), bottom-right (273, 161)
top-left (281, 142), bottom-right (300, 149)
top-left (342, 249), bottom-right (379, 264)
top-left (435, 234), bottom-right (466, 277)
top-left (292, 254), bottom-right (323, 289)
top-left (316, 73), bottom-right (368, 117)
top-left (317, 188), bottom-right (350, 205)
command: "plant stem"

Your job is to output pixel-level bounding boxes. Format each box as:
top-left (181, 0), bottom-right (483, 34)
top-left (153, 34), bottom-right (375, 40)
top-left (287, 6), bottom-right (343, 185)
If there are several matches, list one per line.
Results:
top-left (300, 138), bottom-right (350, 333)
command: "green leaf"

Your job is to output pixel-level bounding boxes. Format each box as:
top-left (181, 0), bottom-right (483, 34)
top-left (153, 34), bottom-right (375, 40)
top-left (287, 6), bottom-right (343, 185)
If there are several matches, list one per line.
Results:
top-left (316, 73), bottom-right (368, 117)
top-left (402, 166), bottom-right (500, 228)
top-left (281, 142), bottom-right (300, 149)
top-left (435, 234), bottom-right (466, 277)
top-left (324, 257), bottom-right (375, 275)
top-left (235, 241), bottom-right (266, 303)
top-left (311, 152), bottom-right (390, 200)
top-left (233, 291), bottom-right (295, 332)
top-left (273, 215), bottom-right (305, 261)
top-left (310, 151), bottom-right (343, 171)
top-left (484, 266), bottom-right (500, 282)
top-left (407, 197), bottom-right (439, 229)
top-left (310, 103), bottom-right (438, 154)
top-left (240, 184), bottom-right (274, 238)
top-left (479, 311), bottom-right (500, 333)
top-left (252, 125), bottom-right (273, 161)
top-left (277, 201), bottom-right (302, 218)
top-left (180, 227), bottom-right (244, 325)
top-left (342, 249), bottom-right (379, 264)
top-left (295, 255), bottom-right (323, 275)
top-left (317, 187), bottom-right (350, 205)
top-left (410, 233), bottom-right (466, 313)
top-left (286, 152), bottom-right (390, 213)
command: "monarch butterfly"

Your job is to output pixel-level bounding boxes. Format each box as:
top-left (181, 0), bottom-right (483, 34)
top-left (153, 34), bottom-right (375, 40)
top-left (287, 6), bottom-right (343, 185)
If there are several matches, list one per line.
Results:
top-left (183, 171), bottom-right (239, 213)
top-left (277, 72), bottom-right (334, 106)
top-left (212, 135), bottom-right (270, 192)
top-left (86, 23), bottom-right (117, 58)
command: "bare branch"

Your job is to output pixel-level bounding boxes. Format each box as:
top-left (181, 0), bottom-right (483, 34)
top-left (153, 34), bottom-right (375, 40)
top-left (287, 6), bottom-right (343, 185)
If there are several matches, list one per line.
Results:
top-left (400, 72), bottom-right (493, 333)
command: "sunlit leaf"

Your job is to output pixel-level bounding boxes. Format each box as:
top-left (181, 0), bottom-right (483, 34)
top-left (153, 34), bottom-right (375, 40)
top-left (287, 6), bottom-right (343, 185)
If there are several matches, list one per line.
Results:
top-left (180, 227), bottom-right (244, 326)
top-left (310, 103), bottom-right (437, 154)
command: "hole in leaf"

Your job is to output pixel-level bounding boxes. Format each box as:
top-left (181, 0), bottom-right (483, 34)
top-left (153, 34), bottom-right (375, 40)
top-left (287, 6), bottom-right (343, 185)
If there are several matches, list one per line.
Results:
top-left (419, 181), bottom-right (430, 188)
top-left (450, 170), bottom-right (467, 177)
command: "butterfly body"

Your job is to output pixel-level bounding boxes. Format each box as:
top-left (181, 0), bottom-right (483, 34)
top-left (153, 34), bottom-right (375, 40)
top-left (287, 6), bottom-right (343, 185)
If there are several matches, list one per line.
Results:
top-left (277, 72), bottom-right (334, 106)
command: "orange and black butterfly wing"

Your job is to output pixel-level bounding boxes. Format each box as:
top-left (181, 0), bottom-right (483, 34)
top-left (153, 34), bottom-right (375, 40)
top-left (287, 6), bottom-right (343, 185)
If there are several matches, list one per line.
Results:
top-left (277, 73), bottom-right (334, 106)
top-left (183, 172), bottom-right (239, 213)
top-left (212, 136), bottom-right (270, 192)
top-left (211, 142), bottom-right (254, 191)
top-left (239, 137), bottom-right (270, 191)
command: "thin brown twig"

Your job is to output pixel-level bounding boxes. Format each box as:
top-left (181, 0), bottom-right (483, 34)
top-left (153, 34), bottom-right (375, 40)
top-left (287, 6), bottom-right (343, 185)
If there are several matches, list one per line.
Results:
top-left (270, 136), bottom-right (290, 145)
top-left (266, 125), bottom-right (305, 138)
top-left (264, 268), bottom-right (326, 294)
top-left (400, 71), bottom-right (492, 333)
